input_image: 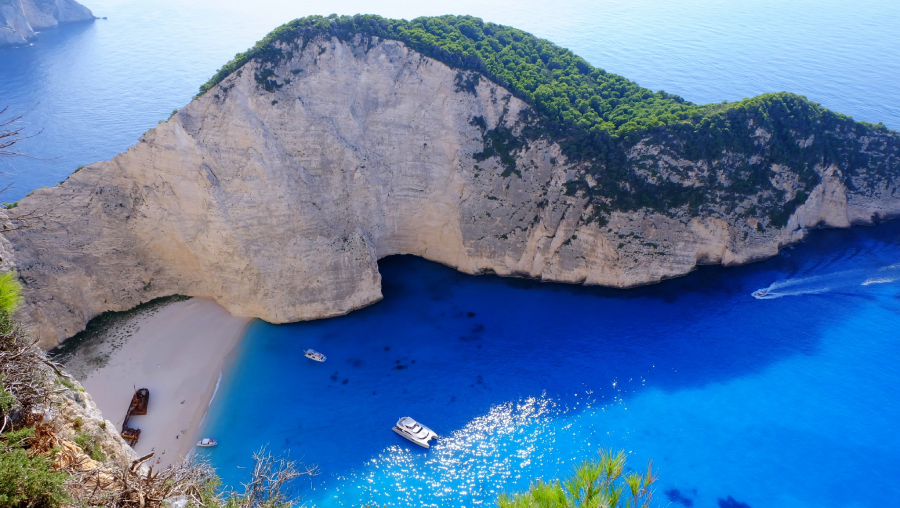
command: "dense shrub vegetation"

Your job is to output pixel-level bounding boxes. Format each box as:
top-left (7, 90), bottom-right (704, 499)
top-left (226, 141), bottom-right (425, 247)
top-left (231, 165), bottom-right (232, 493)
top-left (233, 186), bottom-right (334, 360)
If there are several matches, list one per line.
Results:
top-left (197, 14), bottom-right (898, 228)
top-left (0, 271), bottom-right (71, 508)
top-left (195, 13), bottom-right (895, 147)
top-left (0, 428), bottom-right (69, 508)
top-left (198, 14), bottom-right (712, 141)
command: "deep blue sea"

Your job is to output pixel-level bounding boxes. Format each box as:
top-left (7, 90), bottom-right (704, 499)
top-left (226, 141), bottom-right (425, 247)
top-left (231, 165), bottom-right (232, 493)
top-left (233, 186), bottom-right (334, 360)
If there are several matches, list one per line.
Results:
top-left (202, 227), bottom-right (900, 508)
top-left (2, 0), bottom-right (900, 507)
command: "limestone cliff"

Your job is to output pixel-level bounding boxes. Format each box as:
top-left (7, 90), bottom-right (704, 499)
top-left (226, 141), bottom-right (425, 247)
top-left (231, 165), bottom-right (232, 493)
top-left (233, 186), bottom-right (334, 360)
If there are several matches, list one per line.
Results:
top-left (2, 33), bottom-right (899, 347)
top-left (0, 0), bottom-right (94, 46)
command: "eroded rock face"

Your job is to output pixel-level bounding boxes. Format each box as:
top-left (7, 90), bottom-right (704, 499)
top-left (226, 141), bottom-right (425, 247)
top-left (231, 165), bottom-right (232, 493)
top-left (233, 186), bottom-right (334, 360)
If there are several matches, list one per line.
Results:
top-left (0, 0), bottom-right (93, 46)
top-left (2, 36), bottom-right (899, 347)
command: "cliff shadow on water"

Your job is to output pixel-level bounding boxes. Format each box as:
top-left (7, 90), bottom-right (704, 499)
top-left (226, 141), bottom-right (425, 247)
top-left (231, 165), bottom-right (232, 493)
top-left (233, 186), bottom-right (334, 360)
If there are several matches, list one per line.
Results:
top-left (199, 218), bottom-right (900, 489)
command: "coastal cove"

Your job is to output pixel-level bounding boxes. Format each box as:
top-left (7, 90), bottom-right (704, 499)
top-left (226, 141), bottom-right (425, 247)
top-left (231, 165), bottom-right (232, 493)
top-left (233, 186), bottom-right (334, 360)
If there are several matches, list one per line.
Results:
top-left (53, 298), bottom-right (250, 469)
top-left (198, 222), bottom-right (900, 507)
top-left (1, 0), bottom-right (899, 507)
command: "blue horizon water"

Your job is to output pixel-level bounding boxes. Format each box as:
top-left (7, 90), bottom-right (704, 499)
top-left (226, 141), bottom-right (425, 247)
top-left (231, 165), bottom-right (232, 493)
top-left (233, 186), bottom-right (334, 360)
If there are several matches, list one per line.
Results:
top-left (199, 221), bottom-right (900, 508)
top-left (2, 1), bottom-right (899, 506)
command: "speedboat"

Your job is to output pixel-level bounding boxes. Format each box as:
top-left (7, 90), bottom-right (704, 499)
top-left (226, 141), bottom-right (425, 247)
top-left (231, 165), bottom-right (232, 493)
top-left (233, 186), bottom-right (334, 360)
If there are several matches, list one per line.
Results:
top-left (304, 349), bottom-right (326, 362)
top-left (196, 438), bottom-right (217, 447)
top-left (752, 289), bottom-right (768, 299)
top-left (392, 417), bottom-right (438, 448)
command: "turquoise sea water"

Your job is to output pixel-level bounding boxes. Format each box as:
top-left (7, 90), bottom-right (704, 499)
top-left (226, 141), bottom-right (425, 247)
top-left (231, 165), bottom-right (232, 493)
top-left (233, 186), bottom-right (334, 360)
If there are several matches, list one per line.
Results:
top-left (2, 1), bottom-right (900, 506)
top-left (202, 225), bottom-right (900, 508)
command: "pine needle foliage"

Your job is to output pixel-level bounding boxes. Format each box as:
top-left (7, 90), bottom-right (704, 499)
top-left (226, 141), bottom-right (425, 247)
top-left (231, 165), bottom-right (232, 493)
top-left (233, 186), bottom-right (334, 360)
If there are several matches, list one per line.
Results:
top-left (497, 449), bottom-right (657, 508)
top-left (0, 272), bottom-right (22, 317)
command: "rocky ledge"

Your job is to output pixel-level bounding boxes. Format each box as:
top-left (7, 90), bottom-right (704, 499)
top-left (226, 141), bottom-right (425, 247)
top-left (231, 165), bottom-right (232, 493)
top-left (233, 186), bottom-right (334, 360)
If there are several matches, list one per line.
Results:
top-left (1, 28), bottom-right (898, 347)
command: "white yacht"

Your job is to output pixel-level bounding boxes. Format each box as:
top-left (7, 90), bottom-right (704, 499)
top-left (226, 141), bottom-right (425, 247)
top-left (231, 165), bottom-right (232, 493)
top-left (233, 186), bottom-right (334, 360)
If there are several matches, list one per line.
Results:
top-left (392, 417), bottom-right (438, 448)
top-left (752, 289), bottom-right (768, 299)
top-left (304, 349), bottom-right (326, 362)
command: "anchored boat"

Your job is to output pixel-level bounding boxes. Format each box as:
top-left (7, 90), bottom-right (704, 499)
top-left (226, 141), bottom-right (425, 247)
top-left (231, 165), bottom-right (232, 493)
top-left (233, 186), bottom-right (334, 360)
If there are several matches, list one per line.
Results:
top-left (196, 438), bottom-right (218, 447)
top-left (304, 349), bottom-right (326, 362)
top-left (392, 417), bottom-right (438, 448)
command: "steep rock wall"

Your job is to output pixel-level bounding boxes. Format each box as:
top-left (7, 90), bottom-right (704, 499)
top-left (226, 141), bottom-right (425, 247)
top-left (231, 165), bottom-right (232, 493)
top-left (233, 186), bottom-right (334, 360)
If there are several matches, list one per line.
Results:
top-left (2, 36), bottom-right (899, 347)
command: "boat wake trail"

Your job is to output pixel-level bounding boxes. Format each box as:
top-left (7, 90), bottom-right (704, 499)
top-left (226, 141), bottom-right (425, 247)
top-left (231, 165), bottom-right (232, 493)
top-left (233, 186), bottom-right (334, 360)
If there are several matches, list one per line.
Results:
top-left (754, 263), bottom-right (900, 299)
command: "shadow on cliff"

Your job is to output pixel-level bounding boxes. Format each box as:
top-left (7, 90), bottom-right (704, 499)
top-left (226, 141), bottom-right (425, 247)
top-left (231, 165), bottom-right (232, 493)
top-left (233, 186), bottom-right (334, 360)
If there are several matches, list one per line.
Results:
top-left (199, 220), bottom-right (900, 488)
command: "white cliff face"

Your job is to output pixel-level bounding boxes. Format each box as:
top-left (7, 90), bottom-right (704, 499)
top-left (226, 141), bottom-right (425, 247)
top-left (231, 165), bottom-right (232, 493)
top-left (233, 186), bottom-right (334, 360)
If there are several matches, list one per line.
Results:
top-left (0, 0), bottom-right (93, 46)
top-left (2, 36), bottom-right (899, 348)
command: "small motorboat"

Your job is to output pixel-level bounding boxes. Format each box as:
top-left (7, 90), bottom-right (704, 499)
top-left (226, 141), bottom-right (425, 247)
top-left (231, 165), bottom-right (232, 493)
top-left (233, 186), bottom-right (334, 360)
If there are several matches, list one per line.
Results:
top-left (752, 289), bottom-right (768, 299)
top-left (196, 438), bottom-right (218, 447)
top-left (392, 417), bottom-right (438, 448)
top-left (304, 349), bottom-right (326, 362)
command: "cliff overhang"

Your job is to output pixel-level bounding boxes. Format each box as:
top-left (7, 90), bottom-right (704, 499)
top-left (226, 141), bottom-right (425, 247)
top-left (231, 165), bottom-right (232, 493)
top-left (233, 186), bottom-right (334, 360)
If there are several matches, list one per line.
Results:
top-left (0, 17), bottom-right (896, 347)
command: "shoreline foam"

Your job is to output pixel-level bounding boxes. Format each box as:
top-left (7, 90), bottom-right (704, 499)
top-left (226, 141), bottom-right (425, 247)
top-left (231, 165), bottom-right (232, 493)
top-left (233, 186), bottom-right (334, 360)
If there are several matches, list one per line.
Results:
top-left (75, 298), bottom-right (250, 468)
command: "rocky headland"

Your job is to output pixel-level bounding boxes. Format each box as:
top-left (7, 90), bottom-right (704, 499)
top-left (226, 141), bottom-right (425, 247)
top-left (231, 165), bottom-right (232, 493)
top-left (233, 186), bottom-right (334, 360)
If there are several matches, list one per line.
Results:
top-left (1, 15), bottom-right (898, 348)
top-left (0, 0), bottom-right (94, 46)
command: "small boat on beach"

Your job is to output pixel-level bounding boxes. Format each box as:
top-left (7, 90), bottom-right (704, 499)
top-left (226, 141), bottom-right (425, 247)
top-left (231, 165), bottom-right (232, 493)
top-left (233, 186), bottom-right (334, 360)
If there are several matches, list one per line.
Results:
top-left (304, 349), bottom-right (326, 362)
top-left (120, 388), bottom-right (149, 446)
top-left (129, 388), bottom-right (150, 415)
top-left (392, 417), bottom-right (438, 448)
top-left (121, 427), bottom-right (141, 447)
top-left (752, 289), bottom-right (768, 299)
top-left (196, 438), bottom-right (218, 447)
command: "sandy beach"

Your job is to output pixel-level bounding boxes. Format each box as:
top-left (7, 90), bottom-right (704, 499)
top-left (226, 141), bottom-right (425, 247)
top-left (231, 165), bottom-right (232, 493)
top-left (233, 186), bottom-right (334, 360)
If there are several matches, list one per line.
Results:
top-left (75, 298), bottom-right (250, 468)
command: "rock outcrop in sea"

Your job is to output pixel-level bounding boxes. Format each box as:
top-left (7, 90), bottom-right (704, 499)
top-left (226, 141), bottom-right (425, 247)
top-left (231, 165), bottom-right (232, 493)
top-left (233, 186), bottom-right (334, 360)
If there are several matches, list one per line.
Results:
top-left (1, 22), bottom-right (898, 347)
top-left (0, 0), bottom-right (94, 46)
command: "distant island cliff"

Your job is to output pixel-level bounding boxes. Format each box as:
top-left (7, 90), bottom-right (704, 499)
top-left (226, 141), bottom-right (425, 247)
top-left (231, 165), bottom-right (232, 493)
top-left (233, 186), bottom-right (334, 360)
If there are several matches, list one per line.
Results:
top-left (1, 15), bottom-right (898, 347)
top-left (0, 0), bottom-right (94, 46)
